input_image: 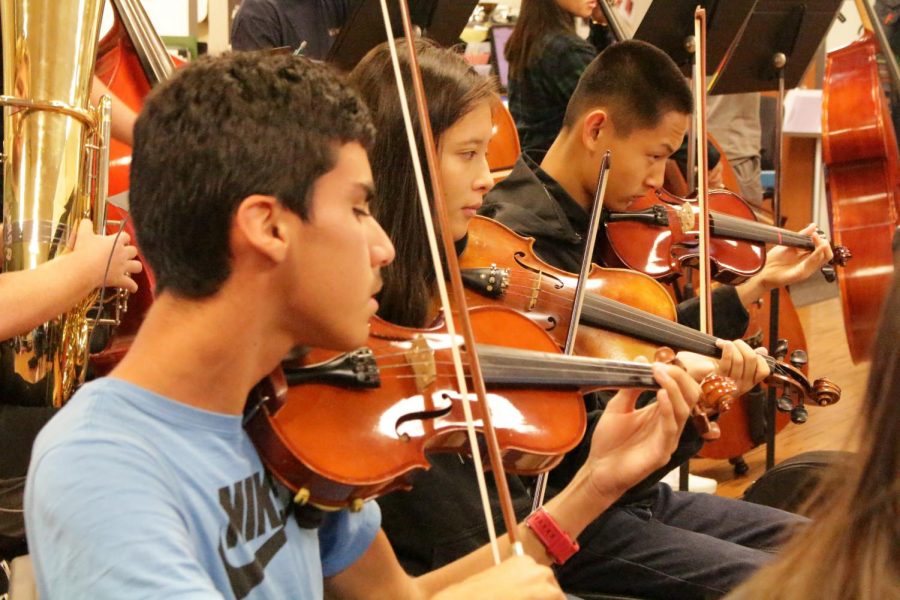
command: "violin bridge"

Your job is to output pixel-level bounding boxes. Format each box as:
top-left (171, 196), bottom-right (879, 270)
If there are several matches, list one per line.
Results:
top-left (679, 202), bottom-right (695, 232)
top-left (406, 335), bottom-right (436, 393)
top-left (528, 271), bottom-right (541, 311)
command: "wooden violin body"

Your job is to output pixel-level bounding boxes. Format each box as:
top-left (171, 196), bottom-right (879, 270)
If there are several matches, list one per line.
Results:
top-left (461, 216), bottom-right (678, 362)
top-left (246, 307), bottom-right (588, 509)
top-left (601, 188), bottom-right (849, 285)
top-left (602, 188), bottom-right (765, 283)
top-left (822, 33), bottom-right (900, 363)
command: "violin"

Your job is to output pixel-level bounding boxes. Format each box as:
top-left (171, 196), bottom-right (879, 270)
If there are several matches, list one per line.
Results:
top-left (600, 188), bottom-right (851, 284)
top-left (244, 306), bottom-right (737, 510)
top-left (460, 216), bottom-right (840, 412)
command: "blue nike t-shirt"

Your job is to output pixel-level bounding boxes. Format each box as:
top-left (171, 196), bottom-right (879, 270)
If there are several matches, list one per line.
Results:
top-left (25, 378), bottom-right (380, 599)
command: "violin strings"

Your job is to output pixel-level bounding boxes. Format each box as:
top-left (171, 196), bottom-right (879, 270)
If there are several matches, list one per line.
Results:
top-left (710, 214), bottom-right (812, 247)
top-left (464, 271), bottom-right (793, 380)
top-left (374, 356), bottom-right (660, 375)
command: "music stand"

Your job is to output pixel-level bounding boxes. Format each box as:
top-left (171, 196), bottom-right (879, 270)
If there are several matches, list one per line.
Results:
top-left (710, 0), bottom-right (842, 472)
top-left (633, 0), bottom-right (757, 77)
top-left (327, 0), bottom-right (478, 72)
top-left (708, 0), bottom-right (843, 95)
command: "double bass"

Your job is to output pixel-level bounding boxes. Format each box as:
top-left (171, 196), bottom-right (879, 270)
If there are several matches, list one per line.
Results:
top-left (822, 0), bottom-right (900, 363)
top-left (90, 0), bottom-right (178, 374)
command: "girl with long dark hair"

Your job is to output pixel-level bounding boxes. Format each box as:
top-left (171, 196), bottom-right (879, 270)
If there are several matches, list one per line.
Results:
top-left (505, 0), bottom-right (613, 154)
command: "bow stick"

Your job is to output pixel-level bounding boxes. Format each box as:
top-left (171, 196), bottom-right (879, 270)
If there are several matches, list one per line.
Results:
top-left (693, 7), bottom-right (713, 336)
top-left (532, 151), bottom-right (611, 511)
top-left (377, 0), bottom-right (524, 560)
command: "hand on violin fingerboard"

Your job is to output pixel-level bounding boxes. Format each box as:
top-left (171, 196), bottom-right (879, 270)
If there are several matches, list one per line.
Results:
top-left (584, 363), bottom-right (698, 499)
top-left (677, 341), bottom-right (770, 397)
top-left (736, 223), bottom-right (834, 307)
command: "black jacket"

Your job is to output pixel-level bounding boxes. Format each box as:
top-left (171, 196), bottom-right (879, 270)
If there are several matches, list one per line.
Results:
top-left (479, 153), bottom-right (749, 340)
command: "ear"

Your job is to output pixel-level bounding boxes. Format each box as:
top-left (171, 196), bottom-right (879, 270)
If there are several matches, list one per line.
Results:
top-left (581, 109), bottom-right (610, 153)
top-left (232, 194), bottom-right (289, 264)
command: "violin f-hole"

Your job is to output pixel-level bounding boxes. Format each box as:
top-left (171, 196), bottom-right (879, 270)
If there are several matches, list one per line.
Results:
top-left (395, 394), bottom-right (454, 441)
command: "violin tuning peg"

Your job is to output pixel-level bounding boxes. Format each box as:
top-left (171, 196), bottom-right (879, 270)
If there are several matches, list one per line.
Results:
top-left (774, 338), bottom-right (789, 360)
top-left (821, 264), bottom-right (836, 283)
top-left (789, 349), bottom-right (808, 370)
top-left (833, 245), bottom-right (852, 266)
top-left (790, 404), bottom-right (808, 424)
top-left (776, 395), bottom-right (794, 413)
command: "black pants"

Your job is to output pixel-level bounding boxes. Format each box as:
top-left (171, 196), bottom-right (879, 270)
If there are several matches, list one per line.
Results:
top-left (0, 404), bottom-right (56, 561)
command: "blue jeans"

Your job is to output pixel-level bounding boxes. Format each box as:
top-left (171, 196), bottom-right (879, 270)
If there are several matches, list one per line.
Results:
top-left (555, 483), bottom-right (805, 600)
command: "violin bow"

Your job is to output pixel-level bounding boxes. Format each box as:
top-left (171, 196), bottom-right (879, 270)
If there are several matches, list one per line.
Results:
top-left (693, 7), bottom-right (713, 337)
top-left (531, 151), bottom-right (611, 512)
top-left (376, 0), bottom-right (524, 560)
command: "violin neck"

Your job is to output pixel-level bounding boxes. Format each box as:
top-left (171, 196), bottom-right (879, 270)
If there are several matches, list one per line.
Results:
top-left (576, 295), bottom-right (782, 374)
top-left (476, 345), bottom-right (658, 390)
top-left (710, 212), bottom-right (813, 249)
top-left (606, 208), bottom-right (814, 249)
top-left (579, 295), bottom-right (722, 357)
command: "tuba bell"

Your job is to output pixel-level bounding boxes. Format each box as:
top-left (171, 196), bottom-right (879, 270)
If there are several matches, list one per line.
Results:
top-left (1, 0), bottom-right (113, 407)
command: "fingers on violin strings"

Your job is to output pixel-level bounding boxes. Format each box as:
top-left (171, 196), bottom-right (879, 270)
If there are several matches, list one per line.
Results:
top-left (717, 340), bottom-right (735, 376)
top-left (605, 387), bottom-right (643, 414)
top-left (655, 375), bottom-right (689, 428)
top-left (653, 389), bottom-right (677, 432)
top-left (733, 339), bottom-right (758, 383)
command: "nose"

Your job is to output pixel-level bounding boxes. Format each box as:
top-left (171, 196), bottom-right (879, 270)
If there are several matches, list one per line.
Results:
top-left (474, 154), bottom-right (494, 195)
top-left (645, 161), bottom-right (666, 191)
top-left (370, 219), bottom-right (395, 267)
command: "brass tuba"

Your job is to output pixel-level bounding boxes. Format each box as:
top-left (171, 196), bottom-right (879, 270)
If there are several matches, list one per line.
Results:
top-left (1, 0), bottom-right (113, 406)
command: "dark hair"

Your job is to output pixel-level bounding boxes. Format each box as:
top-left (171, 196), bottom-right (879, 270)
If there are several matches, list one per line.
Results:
top-left (563, 40), bottom-right (693, 136)
top-left (730, 268), bottom-right (900, 600)
top-left (348, 38), bottom-right (498, 327)
top-left (504, 0), bottom-right (575, 78)
top-left (129, 52), bottom-right (374, 298)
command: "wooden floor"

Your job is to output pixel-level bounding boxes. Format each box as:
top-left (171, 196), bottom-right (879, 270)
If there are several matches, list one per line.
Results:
top-left (691, 295), bottom-right (870, 499)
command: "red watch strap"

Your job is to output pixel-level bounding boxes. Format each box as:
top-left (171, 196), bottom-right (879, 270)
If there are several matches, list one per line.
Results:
top-left (525, 508), bottom-right (580, 565)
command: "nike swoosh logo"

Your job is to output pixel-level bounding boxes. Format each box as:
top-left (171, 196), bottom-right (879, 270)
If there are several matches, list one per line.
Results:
top-left (218, 525), bottom-right (288, 599)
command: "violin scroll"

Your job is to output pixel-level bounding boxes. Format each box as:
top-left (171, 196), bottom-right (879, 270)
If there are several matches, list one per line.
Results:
top-left (812, 378), bottom-right (841, 407)
top-left (652, 346), bottom-right (738, 441)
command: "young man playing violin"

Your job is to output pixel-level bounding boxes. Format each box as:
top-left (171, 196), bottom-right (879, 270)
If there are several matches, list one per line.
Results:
top-left (480, 40), bottom-right (833, 598)
top-left (24, 51), bottom-right (710, 600)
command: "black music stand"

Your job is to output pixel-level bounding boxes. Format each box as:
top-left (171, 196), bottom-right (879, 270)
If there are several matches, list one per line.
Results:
top-left (327, 0), bottom-right (478, 72)
top-left (710, 0), bottom-right (842, 472)
top-left (708, 0), bottom-right (843, 95)
top-left (633, 0), bottom-right (757, 77)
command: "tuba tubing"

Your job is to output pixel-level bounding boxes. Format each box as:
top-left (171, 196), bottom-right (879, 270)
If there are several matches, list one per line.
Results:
top-left (1, 0), bottom-right (110, 406)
